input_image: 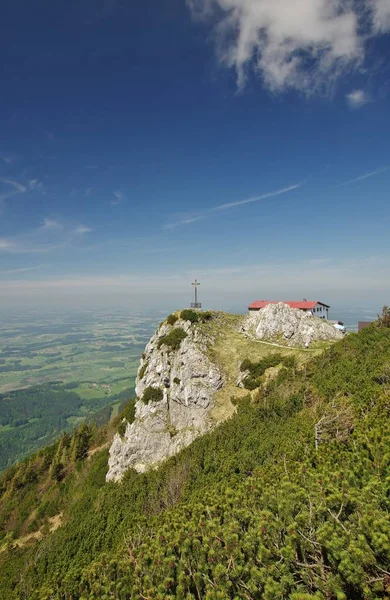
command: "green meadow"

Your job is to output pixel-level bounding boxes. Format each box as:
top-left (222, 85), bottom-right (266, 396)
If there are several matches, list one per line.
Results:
top-left (0, 309), bottom-right (160, 470)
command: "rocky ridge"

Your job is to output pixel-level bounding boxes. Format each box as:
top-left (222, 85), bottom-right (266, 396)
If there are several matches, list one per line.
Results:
top-left (107, 305), bottom-right (343, 481)
top-left (106, 316), bottom-right (223, 481)
top-left (243, 302), bottom-right (344, 346)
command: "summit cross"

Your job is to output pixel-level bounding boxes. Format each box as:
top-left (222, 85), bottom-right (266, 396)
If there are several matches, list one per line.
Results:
top-left (191, 279), bottom-right (201, 309)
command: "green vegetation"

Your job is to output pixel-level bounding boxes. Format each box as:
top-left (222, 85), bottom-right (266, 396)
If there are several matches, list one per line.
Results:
top-left (240, 354), bottom-right (297, 390)
top-left (0, 383), bottom-right (135, 472)
top-left (158, 328), bottom-right (188, 351)
top-left (180, 309), bottom-right (200, 323)
top-left (138, 361), bottom-right (148, 380)
top-left (167, 313), bottom-right (179, 325)
top-left (0, 310), bottom-right (159, 470)
top-left (203, 311), bottom-right (311, 423)
top-left (377, 305), bottom-right (390, 328)
top-left (0, 324), bottom-right (389, 599)
top-left (142, 386), bottom-right (164, 404)
top-left (180, 309), bottom-right (214, 323)
top-left (117, 399), bottom-right (136, 436)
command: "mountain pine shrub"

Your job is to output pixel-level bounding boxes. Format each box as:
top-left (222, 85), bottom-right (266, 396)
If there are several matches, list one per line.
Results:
top-left (142, 386), bottom-right (164, 404)
top-left (167, 314), bottom-right (178, 326)
top-left (158, 328), bottom-right (187, 351)
top-left (180, 309), bottom-right (199, 323)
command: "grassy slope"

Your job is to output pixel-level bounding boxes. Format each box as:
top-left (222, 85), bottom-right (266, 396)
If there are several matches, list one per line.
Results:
top-left (0, 318), bottom-right (389, 599)
top-left (202, 312), bottom-right (322, 422)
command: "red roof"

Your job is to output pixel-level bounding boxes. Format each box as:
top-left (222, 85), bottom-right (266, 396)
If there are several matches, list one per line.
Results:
top-left (358, 321), bottom-right (373, 331)
top-left (248, 300), bottom-right (329, 310)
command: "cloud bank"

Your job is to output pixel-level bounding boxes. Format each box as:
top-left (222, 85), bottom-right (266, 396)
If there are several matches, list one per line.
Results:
top-left (187, 0), bottom-right (390, 94)
top-left (0, 256), bottom-right (389, 310)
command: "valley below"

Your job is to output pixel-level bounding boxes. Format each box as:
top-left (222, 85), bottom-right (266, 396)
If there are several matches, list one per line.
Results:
top-left (0, 309), bottom-right (161, 470)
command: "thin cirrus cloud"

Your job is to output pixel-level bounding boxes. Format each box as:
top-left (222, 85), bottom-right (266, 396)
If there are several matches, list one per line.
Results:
top-left (187, 0), bottom-right (390, 95)
top-left (213, 183), bottom-right (302, 210)
top-left (165, 182), bottom-right (302, 229)
top-left (0, 178), bottom-right (26, 197)
top-left (0, 265), bottom-right (49, 276)
top-left (0, 178), bottom-right (44, 215)
top-left (0, 220), bottom-right (93, 254)
top-left (340, 166), bottom-right (390, 186)
top-left (0, 154), bottom-right (13, 165)
top-left (110, 190), bottom-right (125, 206)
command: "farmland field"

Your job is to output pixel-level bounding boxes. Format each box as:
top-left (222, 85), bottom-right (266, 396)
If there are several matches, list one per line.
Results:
top-left (0, 308), bottom-right (162, 470)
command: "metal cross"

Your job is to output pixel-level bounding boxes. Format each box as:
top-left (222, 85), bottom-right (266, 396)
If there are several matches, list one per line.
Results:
top-left (191, 279), bottom-right (201, 308)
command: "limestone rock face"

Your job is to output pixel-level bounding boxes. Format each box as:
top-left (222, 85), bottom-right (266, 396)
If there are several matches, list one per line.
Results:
top-left (243, 302), bottom-right (343, 347)
top-left (106, 318), bottom-right (223, 481)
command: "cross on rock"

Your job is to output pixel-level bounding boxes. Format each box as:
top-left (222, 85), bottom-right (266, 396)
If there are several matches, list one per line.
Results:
top-left (191, 279), bottom-right (202, 309)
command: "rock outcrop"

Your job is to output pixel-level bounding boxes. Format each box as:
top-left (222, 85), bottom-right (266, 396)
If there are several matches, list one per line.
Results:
top-left (243, 302), bottom-right (343, 347)
top-left (106, 317), bottom-right (223, 481)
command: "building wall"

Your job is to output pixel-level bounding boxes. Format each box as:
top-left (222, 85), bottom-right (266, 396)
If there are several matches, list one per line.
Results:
top-left (311, 303), bottom-right (329, 319)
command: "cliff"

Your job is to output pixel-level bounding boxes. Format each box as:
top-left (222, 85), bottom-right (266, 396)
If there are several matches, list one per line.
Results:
top-left (106, 314), bottom-right (224, 481)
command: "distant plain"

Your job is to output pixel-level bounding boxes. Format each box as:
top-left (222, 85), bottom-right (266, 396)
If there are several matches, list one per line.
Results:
top-left (0, 309), bottom-right (161, 469)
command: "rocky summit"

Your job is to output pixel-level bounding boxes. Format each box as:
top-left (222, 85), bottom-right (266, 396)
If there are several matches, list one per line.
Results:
top-left (243, 301), bottom-right (344, 346)
top-left (107, 306), bottom-right (343, 481)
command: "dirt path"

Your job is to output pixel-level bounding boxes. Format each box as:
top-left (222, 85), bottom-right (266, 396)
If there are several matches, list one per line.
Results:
top-left (88, 441), bottom-right (110, 459)
top-left (10, 512), bottom-right (63, 549)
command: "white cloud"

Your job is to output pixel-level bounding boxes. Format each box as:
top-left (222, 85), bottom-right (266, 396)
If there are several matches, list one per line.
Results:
top-left (0, 239), bottom-right (14, 249)
top-left (346, 89), bottom-right (369, 108)
top-left (372, 0), bottom-right (390, 32)
top-left (42, 218), bottom-right (62, 229)
top-left (187, 0), bottom-right (390, 95)
top-left (75, 225), bottom-right (93, 234)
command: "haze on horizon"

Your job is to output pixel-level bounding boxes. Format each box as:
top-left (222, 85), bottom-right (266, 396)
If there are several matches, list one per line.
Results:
top-left (1, 0), bottom-right (390, 312)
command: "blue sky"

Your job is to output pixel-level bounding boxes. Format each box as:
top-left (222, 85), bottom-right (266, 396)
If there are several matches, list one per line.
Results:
top-left (1, 0), bottom-right (390, 311)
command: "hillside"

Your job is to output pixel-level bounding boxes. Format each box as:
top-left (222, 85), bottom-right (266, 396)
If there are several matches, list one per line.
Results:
top-left (0, 312), bottom-right (389, 599)
top-left (107, 309), bottom-right (316, 480)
